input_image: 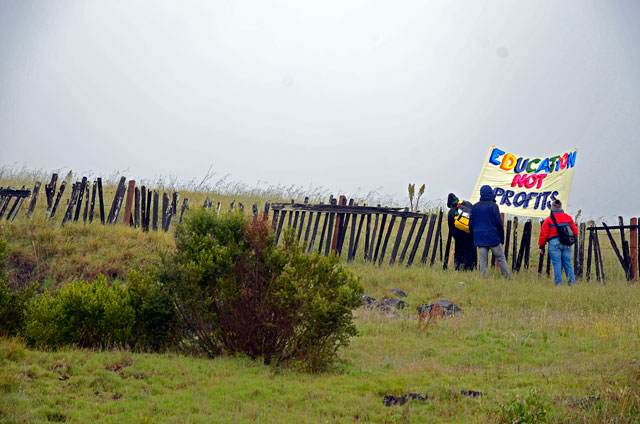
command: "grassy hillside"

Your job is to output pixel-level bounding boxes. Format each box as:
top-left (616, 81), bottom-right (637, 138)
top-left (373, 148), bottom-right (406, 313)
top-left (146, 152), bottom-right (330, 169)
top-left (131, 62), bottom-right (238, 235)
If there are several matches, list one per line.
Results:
top-left (1, 171), bottom-right (638, 423)
top-left (2, 265), bottom-right (639, 423)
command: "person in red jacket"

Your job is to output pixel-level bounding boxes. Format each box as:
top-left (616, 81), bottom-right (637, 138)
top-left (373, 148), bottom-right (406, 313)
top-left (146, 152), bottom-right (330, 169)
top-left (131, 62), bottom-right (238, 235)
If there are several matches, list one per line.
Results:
top-left (538, 199), bottom-right (578, 286)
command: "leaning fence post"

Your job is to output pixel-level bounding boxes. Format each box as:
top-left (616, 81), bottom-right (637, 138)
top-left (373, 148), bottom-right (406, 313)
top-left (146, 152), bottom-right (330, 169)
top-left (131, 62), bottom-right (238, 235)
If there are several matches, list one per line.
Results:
top-left (74, 177), bottom-right (87, 222)
top-left (97, 178), bottom-right (105, 224)
top-left (443, 231), bottom-right (453, 270)
top-left (179, 198), bottom-right (189, 224)
top-left (389, 209), bottom-right (407, 265)
top-left (630, 217), bottom-right (638, 282)
top-left (378, 214), bottom-right (396, 266)
top-left (45, 173), bottom-right (58, 214)
top-left (62, 183), bottom-right (79, 226)
top-left (50, 182), bottom-right (66, 219)
top-left (603, 222), bottom-right (630, 280)
top-left (82, 185), bottom-right (89, 223)
top-left (429, 209), bottom-right (443, 267)
top-left (27, 182), bottom-right (41, 216)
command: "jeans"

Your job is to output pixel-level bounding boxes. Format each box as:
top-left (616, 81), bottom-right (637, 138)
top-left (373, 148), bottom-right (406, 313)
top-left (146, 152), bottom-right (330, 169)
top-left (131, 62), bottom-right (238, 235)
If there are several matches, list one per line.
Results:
top-left (478, 245), bottom-right (511, 279)
top-left (548, 238), bottom-right (575, 286)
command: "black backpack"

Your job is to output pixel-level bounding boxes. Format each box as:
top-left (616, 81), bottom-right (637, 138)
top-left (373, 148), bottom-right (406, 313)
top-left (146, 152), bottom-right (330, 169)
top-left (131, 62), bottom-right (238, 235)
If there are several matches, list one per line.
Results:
top-left (550, 213), bottom-right (576, 246)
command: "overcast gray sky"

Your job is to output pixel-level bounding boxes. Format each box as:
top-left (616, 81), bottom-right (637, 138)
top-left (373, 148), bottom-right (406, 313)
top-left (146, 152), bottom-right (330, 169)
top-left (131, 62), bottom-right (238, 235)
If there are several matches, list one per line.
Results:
top-left (1, 0), bottom-right (639, 218)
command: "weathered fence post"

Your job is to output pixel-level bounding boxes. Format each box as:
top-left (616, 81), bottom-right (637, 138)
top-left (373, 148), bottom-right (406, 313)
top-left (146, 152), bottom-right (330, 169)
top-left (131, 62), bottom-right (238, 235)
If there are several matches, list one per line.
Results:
top-left (140, 187), bottom-right (147, 230)
top-left (378, 214), bottom-right (396, 266)
top-left (97, 178), bottom-right (105, 224)
top-left (74, 177), bottom-right (87, 222)
top-left (152, 191), bottom-right (159, 231)
top-left (263, 201), bottom-right (270, 222)
top-left (62, 183), bottom-right (80, 226)
top-left (406, 214), bottom-right (428, 267)
top-left (430, 209), bottom-right (443, 267)
top-left (45, 173), bottom-right (58, 214)
top-left (390, 209), bottom-right (408, 265)
top-left (619, 217), bottom-right (631, 280)
top-left (602, 222), bottom-right (630, 280)
top-left (179, 198), bottom-right (189, 224)
top-left (27, 182), bottom-right (41, 216)
top-left (511, 216), bottom-right (518, 270)
top-left (421, 213), bottom-right (437, 265)
top-left (373, 213), bottom-right (388, 262)
top-left (577, 223), bottom-right (586, 278)
top-left (350, 210), bottom-right (366, 262)
top-left (161, 193), bottom-right (169, 231)
top-left (89, 181), bottom-right (97, 223)
top-left (504, 219), bottom-right (511, 266)
top-left (443, 231), bottom-right (453, 270)
top-left (398, 216), bottom-right (418, 265)
top-left (82, 185), bottom-right (89, 223)
top-left (107, 177), bottom-right (127, 224)
top-left (586, 223), bottom-right (594, 281)
top-left (50, 181), bottom-right (66, 219)
top-left (630, 217), bottom-right (638, 282)
top-left (123, 180), bottom-right (136, 226)
top-left (134, 187), bottom-right (141, 228)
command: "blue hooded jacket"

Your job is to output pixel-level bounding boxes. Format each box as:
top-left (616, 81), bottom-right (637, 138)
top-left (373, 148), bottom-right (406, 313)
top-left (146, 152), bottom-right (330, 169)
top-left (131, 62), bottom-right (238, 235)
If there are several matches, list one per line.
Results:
top-left (469, 185), bottom-right (504, 247)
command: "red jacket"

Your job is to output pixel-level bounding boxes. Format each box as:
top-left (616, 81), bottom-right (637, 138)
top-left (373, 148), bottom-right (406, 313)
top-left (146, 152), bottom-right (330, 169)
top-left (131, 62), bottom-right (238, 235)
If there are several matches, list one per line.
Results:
top-left (538, 211), bottom-right (578, 247)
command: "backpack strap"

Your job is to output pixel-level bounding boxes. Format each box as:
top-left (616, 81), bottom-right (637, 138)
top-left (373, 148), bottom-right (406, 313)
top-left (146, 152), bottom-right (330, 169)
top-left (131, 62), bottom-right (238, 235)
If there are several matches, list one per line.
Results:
top-left (550, 212), bottom-right (559, 228)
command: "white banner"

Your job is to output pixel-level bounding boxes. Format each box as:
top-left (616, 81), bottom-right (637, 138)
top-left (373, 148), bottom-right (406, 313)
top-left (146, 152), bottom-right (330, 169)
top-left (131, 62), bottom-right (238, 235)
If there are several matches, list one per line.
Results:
top-left (470, 146), bottom-right (578, 218)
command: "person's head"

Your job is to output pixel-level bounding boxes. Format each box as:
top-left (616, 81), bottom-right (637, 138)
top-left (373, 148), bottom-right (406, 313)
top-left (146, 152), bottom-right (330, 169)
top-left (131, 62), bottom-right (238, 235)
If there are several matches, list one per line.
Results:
top-left (551, 199), bottom-right (562, 211)
top-left (479, 185), bottom-right (495, 202)
top-left (447, 193), bottom-right (459, 208)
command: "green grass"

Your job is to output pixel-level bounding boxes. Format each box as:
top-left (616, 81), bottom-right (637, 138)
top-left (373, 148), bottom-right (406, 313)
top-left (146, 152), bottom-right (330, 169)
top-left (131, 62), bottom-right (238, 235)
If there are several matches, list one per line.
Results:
top-left (2, 265), bottom-right (640, 423)
top-left (2, 170), bottom-right (638, 422)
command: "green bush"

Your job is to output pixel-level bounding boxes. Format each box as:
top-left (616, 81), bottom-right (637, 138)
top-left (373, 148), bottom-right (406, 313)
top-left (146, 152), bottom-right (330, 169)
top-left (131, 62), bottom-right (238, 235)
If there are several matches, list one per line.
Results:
top-left (0, 238), bottom-right (37, 336)
top-left (126, 270), bottom-right (177, 352)
top-left (24, 275), bottom-right (136, 349)
top-left (160, 209), bottom-right (363, 371)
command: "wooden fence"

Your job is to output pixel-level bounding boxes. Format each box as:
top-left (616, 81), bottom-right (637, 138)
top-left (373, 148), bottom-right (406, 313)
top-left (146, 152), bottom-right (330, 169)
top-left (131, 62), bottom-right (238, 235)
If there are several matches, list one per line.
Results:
top-left (1, 174), bottom-right (638, 282)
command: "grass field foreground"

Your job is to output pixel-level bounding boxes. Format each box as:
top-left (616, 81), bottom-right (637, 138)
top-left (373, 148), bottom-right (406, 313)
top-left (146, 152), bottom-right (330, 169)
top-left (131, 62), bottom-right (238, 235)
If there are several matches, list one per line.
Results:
top-left (2, 264), bottom-right (640, 423)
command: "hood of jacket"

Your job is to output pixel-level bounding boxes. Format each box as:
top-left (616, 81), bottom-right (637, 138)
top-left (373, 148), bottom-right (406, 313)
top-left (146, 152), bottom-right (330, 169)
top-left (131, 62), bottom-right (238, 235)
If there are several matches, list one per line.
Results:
top-left (479, 185), bottom-right (495, 202)
top-left (447, 193), bottom-right (459, 208)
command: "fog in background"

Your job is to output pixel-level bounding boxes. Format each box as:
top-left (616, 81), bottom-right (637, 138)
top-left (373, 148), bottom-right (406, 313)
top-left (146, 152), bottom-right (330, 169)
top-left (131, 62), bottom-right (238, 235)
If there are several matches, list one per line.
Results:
top-left (1, 0), bottom-right (639, 219)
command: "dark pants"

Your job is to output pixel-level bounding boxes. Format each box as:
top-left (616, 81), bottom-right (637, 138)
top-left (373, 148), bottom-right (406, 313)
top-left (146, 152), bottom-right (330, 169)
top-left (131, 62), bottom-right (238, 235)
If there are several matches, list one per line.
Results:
top-left (453, 232), bottom-right (477, 271)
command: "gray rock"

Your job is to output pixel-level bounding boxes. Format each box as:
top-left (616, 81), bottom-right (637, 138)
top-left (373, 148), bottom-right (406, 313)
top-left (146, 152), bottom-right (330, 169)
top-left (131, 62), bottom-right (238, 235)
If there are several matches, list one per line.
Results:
top-left (417, 299), bottom-right (462, 317)
top-left (380, 298), bottom-right (406, 310)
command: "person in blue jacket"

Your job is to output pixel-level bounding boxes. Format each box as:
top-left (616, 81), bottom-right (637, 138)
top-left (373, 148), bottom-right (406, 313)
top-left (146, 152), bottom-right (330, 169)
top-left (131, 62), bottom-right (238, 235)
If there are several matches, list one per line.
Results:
top-left (469, 185), bottom-right (511, 279)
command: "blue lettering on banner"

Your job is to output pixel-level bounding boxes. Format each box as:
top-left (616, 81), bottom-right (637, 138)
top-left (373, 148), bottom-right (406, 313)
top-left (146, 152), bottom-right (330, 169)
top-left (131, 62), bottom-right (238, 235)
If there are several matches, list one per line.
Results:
top-left (489, 148), bottom-right (505, 166)
top-left (491, 190), bottom-right (562, 211)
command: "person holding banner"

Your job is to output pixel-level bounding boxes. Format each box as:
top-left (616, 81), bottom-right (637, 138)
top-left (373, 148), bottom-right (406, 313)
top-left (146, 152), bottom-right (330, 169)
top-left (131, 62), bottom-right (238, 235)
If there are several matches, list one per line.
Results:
top-left (469, 185), bottom-right (511, 279)
top-left (447, 193), bottom-right (477, 271)
top-left (538, 200), bottom-right (578, 286)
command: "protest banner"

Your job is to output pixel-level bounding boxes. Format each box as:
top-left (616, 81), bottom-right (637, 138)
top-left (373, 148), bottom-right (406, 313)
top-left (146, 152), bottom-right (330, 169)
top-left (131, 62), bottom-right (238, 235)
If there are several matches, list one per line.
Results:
top-left (470, 145), bottom-right (578, 218)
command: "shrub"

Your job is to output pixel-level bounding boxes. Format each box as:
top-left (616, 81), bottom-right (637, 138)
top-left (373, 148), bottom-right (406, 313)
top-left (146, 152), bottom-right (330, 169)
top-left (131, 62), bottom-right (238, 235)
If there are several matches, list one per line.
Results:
top-left (24, 275), bottom-right (136, 349)
top-left (126, 270), bottom-right (177, 352)
top-left (0, 238), bottom-right (37, 336)
top-left (499, 389), bottom-right (549, 424)
top-left (160, 209), bottom-right (363, 371)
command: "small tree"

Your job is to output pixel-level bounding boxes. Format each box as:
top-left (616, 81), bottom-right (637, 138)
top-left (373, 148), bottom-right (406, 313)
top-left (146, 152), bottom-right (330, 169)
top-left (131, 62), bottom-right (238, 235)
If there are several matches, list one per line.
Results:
top-left (160, 209), bottom-right (363, 371)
